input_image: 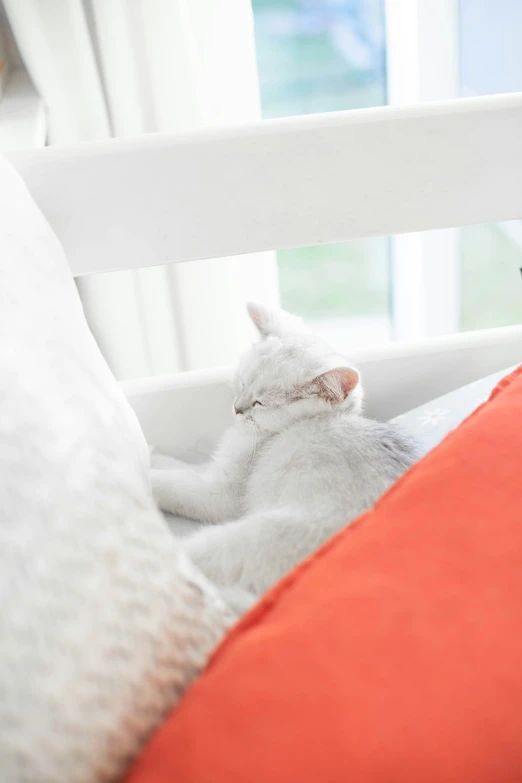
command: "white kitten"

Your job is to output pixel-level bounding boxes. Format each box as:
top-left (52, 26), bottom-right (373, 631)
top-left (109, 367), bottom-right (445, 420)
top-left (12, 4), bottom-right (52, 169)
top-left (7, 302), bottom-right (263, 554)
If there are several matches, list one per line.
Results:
top-left (152, 303), bottom-right (418, 610)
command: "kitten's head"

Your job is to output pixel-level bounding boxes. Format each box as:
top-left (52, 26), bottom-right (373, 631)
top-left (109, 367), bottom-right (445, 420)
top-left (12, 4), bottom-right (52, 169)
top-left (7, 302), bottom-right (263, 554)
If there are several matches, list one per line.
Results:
top-left (232, 302), bottom-right (362, 434)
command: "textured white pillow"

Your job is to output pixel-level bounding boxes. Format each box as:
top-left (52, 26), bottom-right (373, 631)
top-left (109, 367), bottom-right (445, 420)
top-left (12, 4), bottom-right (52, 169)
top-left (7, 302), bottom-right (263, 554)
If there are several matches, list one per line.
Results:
top-left (0, 157), bottom-right (232, 783)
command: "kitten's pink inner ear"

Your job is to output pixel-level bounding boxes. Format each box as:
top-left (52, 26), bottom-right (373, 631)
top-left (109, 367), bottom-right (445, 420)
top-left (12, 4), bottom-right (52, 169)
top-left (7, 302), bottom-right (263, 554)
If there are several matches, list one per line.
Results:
top-left (247, 302), bottom-right (272, 337)
top-left (315, 367), bottom-right (359, 404)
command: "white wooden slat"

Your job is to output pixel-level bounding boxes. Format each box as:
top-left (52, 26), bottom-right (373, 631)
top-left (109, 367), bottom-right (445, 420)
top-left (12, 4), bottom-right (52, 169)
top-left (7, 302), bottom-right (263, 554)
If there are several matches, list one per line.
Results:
top-left (7, 92), bottom-right (522, 276)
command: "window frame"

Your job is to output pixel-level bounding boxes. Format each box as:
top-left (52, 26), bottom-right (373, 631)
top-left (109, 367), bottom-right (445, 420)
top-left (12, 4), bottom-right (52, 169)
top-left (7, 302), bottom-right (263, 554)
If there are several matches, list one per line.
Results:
top-left (385, 0), bottom-right (461, 340)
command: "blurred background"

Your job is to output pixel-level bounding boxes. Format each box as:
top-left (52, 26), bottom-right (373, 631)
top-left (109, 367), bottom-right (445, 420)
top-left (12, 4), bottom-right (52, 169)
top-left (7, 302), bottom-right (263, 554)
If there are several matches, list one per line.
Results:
top-left (1, 0), bottom-right (521, 379)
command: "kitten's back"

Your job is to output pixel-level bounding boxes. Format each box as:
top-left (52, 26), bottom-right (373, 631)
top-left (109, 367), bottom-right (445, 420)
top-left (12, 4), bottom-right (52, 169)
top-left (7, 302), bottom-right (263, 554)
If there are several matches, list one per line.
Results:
top-left (244, 411), bottom-right (418, 523)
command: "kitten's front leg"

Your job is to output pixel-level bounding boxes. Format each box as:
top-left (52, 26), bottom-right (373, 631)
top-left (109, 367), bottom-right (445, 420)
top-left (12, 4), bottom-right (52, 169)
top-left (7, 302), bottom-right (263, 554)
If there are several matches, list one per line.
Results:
top-left (184, 509), bottom-right (300, 595)
top-left (185, 508), bottom-right (322, 596)
top-left (151, 466), bottom-right (239, 524)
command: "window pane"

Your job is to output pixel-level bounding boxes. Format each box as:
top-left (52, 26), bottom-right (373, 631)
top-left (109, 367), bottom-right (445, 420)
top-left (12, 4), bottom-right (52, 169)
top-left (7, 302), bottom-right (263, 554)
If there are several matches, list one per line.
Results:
top-left (459, 0), bottom-right (522, 332)
top-left (460, 223), bottom-right (522, 333)
top-left (278, 238), bottom-right (391, 350)
top-left (252, 0), bottom-right (390, 350)
top-left (253, 0), bottom-right (386, 117)
top-left (460, 0), bottom-right (522, 97)
top-left (253, 1), bottom-right (522, 346)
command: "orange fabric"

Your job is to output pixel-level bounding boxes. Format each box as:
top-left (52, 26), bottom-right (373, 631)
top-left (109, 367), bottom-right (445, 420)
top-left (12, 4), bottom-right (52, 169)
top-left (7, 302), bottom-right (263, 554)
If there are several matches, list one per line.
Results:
top-left (128, 366), bottom-right (522, 783)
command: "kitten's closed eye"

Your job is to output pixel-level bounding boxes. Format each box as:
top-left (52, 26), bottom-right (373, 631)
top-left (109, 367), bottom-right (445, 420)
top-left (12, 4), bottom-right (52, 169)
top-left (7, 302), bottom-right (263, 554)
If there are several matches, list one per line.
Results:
top-left (253, 400), bottom-right (263, 407)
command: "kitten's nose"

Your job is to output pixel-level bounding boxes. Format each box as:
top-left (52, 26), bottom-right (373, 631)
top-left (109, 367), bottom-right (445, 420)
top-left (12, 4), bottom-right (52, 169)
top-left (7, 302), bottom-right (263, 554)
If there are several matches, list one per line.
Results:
top-left (234, 404), bottom-right (244, 415)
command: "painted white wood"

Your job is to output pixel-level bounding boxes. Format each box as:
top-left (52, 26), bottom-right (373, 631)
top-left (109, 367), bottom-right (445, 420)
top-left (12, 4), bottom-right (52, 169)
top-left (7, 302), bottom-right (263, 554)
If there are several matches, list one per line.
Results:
top-left (8, 92), bottom-right (522, 277)
top-left (386, 0), bottom-right (461, 340)
top-left (123, 325), bottom-right (522, 456)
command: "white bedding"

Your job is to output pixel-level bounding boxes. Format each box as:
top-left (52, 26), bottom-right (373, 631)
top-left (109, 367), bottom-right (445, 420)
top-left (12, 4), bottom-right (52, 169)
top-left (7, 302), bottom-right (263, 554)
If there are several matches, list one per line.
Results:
top-left (393, 365), bottom-right (517, 452)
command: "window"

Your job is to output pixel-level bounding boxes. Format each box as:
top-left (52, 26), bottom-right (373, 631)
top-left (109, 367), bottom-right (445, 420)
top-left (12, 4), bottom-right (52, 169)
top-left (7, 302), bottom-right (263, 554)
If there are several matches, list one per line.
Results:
top-left (252, 0), bottom-right (390, 350)
top-left (4, 1), bottom-right (520, 379)
top-left (252, 0), bottom-right (522, 348)
top-left (459, 0), bottom-right (522, 333)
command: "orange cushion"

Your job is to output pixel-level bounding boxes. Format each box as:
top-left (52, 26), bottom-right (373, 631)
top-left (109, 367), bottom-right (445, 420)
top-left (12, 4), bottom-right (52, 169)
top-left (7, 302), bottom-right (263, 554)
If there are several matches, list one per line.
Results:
top-left (127, 366), bottom-right (522, 783)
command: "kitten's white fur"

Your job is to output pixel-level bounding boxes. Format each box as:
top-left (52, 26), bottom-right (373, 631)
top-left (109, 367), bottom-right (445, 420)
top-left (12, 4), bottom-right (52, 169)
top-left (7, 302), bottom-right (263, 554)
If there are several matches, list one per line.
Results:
top-left (152, 303), bottom-right (418, 611)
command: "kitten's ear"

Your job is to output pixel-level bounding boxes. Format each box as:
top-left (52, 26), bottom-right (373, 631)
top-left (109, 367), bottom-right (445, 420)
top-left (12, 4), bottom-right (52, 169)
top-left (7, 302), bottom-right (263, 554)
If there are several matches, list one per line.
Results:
top-left (247, 302), bottom-right (306, 338)
top-left (312, 367), bottom-right (359, 404)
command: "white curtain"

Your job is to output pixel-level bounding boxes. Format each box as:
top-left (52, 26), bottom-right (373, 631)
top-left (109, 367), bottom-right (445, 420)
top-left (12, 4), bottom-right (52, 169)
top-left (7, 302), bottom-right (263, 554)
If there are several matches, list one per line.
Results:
top-left (4, 0), bottom-right (279, 379)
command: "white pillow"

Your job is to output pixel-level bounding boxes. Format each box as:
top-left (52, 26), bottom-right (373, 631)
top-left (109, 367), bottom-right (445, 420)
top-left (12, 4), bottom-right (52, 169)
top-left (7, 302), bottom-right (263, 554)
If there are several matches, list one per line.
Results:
top-left (0, 157), bottom-right (232, 783)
